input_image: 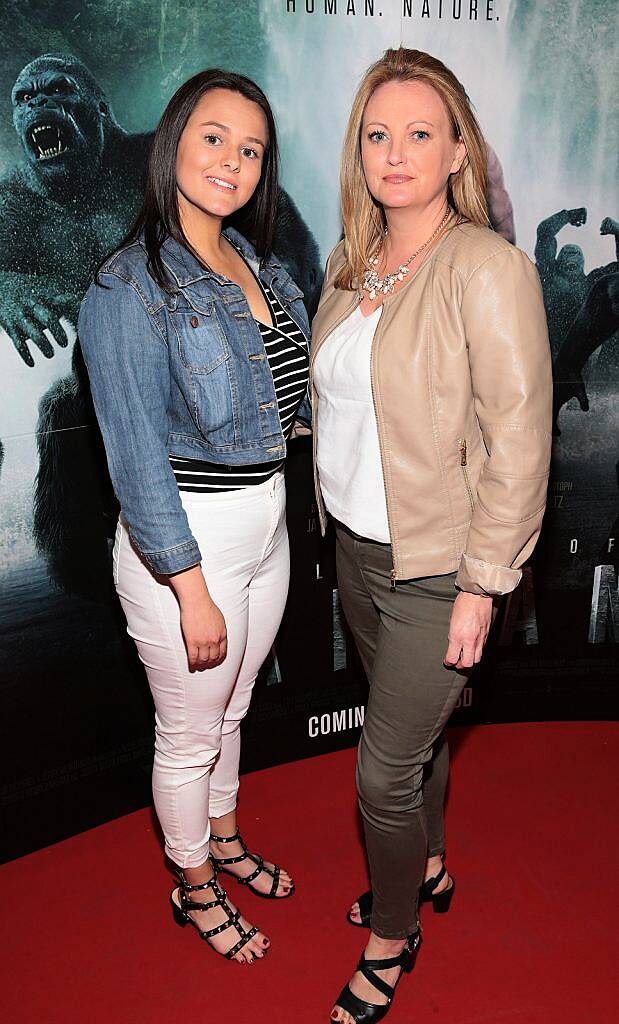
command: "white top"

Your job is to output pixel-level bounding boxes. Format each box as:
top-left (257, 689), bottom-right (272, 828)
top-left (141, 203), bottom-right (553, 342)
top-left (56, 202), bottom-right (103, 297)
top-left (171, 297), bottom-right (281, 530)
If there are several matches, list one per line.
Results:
top-left (313, 305), bottom-right (390, 543)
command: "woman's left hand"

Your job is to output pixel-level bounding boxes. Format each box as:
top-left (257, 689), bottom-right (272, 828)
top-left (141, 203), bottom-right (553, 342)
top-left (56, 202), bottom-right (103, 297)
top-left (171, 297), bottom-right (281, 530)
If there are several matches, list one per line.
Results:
top-left (444, 592), bottom-right (493, 670)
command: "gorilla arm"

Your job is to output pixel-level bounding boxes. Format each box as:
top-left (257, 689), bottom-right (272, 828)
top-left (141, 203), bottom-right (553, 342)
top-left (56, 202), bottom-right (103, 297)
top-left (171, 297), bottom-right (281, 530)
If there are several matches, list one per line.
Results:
top-left (600, 217), bottom-right (619, 260)
top-left (534, 207), bottom-right (587, 284)
top-left (587, 217), bottom-right (619, 289)
top-left (0, 270), bottom-right (76, 365)
top-left (0, 174), bottom-right (80, 365)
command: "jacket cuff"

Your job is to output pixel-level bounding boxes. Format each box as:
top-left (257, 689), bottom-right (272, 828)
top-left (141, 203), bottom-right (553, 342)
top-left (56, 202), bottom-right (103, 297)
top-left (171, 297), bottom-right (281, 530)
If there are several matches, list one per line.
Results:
top-left (455, 553), bottom-right (522, 597)
top-left (142, 538), bottom-right (202, 576)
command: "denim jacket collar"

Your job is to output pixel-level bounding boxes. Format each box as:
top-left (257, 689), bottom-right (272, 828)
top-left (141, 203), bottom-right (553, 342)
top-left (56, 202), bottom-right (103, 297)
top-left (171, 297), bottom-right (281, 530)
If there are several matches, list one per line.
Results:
top-left (157, 227), bottom-right (283, 290)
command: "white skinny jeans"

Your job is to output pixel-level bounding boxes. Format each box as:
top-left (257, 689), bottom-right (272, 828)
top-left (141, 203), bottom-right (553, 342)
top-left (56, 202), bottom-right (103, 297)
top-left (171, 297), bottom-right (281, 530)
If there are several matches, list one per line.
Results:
top-left (113, 470), bottom-right (289, 868)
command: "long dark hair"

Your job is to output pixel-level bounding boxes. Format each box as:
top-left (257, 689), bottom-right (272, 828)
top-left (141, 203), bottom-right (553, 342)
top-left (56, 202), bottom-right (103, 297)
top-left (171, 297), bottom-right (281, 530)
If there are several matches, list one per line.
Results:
top-left (104, 69), bottom-right (279, 291)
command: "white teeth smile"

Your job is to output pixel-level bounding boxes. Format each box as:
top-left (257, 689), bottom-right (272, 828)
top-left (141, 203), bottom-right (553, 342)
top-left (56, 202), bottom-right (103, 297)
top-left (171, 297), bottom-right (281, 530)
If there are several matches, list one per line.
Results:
top-left (207, 176), bottom-right (236, 190)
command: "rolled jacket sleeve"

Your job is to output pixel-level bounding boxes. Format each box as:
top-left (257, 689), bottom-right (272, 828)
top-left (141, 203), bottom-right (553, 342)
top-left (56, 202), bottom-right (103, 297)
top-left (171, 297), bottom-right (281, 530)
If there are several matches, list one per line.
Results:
top-left (78, 272), bottom-right (201, 575)
top-left (455, 247), bottom-right (553, 596)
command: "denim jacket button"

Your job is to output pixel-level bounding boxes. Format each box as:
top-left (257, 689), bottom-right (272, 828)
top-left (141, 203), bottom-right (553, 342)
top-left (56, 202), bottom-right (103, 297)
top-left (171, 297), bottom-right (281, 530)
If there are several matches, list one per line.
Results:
top-left (190, 315), bottom-right (199, 328)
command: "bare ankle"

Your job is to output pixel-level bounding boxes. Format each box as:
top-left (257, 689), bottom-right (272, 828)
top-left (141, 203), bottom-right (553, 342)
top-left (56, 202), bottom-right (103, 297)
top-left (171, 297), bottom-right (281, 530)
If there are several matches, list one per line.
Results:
top-left (368, 933), bottom-right (407, 953)
top-left (182, 860), bottom-right (215, 887)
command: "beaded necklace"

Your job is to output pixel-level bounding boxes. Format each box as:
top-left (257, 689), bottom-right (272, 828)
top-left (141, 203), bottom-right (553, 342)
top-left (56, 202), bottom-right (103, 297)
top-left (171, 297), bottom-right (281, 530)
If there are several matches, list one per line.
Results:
top-left (363, 207), bottom-right (452, 300)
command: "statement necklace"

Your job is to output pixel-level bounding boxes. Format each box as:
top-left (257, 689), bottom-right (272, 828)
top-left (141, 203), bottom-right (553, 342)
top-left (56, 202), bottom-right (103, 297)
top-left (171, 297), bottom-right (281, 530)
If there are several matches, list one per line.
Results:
top-left (362, 208), bottom-right (452, 300)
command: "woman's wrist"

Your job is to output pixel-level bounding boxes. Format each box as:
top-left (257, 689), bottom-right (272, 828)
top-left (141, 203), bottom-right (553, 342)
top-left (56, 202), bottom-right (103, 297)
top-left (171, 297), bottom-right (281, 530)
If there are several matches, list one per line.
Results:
top-left (168, 563), bottom-right (211, 607)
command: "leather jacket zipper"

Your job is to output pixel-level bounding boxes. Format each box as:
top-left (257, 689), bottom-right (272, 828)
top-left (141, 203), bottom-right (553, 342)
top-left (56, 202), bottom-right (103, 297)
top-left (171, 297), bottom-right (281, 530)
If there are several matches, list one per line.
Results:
top-left (368, 305), bottom-right (400, 589)
top-left (458, 438), bottom-right (475, 512)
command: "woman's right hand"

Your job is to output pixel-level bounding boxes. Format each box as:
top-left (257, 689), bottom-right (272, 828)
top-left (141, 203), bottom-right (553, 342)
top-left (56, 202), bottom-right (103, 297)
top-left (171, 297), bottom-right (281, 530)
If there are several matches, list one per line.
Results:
top-left (180, 594), bottom-right (228, 669)
top-left (169, 564), bottom-right (228, 669)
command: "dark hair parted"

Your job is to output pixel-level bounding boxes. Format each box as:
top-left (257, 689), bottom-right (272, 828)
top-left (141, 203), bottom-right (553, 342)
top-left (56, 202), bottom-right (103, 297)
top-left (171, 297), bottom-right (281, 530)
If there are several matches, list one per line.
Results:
top-left (103, 69), bottom-right (279, 291)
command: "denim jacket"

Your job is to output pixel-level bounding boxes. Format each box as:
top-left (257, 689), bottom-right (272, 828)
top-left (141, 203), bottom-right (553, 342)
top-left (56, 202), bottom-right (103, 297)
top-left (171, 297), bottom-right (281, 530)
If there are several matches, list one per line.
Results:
top-left (78, 227), bottom-right (311, 575)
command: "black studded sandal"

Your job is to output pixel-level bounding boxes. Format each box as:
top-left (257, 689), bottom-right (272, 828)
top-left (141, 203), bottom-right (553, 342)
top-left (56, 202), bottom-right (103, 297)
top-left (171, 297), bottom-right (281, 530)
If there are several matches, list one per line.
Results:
top-left (333, 931), bottom-right (421, 1023)
top-left (170, 871), bottom-right (262, 961)
top-left (347, 865), bottom-right (455, 928)
top-left (210, 830), bottom-right (295, 899)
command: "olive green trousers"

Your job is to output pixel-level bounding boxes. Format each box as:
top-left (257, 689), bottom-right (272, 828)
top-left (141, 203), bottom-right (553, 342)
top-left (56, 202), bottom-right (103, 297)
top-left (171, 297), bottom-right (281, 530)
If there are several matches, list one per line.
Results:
top-left (335, 521), bottom-right (465, 939)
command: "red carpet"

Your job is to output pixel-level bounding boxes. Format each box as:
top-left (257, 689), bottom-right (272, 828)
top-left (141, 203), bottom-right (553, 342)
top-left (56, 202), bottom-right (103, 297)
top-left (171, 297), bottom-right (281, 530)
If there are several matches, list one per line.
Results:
top-left (2, 722), bottom-right (617, 1023)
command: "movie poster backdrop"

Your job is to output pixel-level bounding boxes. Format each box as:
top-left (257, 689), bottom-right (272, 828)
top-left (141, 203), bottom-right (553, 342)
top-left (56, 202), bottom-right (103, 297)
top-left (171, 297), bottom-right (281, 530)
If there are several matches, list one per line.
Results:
top-left (0, 0), bottom-right (617, 861)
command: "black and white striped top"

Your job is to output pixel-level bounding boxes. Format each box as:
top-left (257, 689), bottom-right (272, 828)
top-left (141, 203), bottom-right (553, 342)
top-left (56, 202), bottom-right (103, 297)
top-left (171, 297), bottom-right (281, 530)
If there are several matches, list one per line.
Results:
top-left (170, 282), bottom-right (309, 493)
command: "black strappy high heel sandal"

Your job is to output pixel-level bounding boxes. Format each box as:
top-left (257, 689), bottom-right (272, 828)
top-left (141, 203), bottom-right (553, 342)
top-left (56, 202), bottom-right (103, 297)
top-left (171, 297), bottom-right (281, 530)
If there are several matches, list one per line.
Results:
top-left (170, 870), bottom-right (263, 961)
top-left (347, 865), bottom-right (455, 928)
top-left (347, 889), bottom-right (374, 929)
top-left (333, 931), bottom-right (422, 1023)
top-left (210, 830), bottom-right (295, 899)
top-left (420, 863), bottom-right (455, 913)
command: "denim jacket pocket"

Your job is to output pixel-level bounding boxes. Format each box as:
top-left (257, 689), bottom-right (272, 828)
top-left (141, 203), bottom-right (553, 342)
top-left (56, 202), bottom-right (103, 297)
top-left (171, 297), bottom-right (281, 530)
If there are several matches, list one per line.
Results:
top-left (170, 301), bottom-right (228, 374)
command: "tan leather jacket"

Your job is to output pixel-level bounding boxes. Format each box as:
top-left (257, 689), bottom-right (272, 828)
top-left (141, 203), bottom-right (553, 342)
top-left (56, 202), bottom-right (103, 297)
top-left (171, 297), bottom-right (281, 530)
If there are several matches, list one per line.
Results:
top-left (310, 221), bottom-right (553, 596)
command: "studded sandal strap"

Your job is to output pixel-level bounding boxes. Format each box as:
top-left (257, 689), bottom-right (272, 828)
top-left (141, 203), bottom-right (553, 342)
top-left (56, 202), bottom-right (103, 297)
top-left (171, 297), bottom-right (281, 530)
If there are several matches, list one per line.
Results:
top-left (199, 908), bottom-right (242, 940)
top-left (268, 863), bottom-right (281, 897)
top-left (178, 875), bottom-right (229, 913)
top-left (225, 925), bottom-right (258, 960)
top-left (179, 890), bottom-right (228, 914)
top-left (210, 833), bottom-right (285, 895)
top-left (234, 854), bottom-right (264, 885)
top-left (176, 873), bottom-right (220, 894)
top-left (211, 851), bottom-right (247, 866)
top-left (210, 834), bottom-right (251, 867)
top-left (179, 879), bottom-right (258, 956)
top-left (210, 830), bottom-right (241, 844)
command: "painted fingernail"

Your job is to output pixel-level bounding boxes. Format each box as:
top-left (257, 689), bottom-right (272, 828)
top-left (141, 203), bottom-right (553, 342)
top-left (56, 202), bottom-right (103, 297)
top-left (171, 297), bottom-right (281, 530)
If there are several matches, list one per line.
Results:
top-left (263, 938), bottom-right (269, 945)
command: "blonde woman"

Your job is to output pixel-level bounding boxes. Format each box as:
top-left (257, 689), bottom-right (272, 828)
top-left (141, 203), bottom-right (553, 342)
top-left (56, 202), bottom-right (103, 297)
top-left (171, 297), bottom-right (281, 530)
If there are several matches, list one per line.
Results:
top-left (311, 49), bottom-right (552, 1022)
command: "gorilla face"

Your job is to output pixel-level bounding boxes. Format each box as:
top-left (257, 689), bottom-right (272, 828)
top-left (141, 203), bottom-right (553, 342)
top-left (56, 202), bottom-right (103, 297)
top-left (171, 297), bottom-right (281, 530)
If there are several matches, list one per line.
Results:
top-left (557, 244), bottom-right (585, 280)
top-left (12, 59), bottom-right (108, 184)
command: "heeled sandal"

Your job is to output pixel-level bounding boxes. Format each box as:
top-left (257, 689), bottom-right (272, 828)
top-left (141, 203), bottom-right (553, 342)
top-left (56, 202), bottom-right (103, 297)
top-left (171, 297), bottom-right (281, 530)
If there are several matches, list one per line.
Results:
top-left (420, 863), bottom-right (455, 913)
top-left (170, 870), bottom-right (262, 961)
top-left (210, 830), bottom-right (295, 899)
top-left (347, 865), bottom-right (455, 928)
top-left (333, 931), bottom-right (421, 1023)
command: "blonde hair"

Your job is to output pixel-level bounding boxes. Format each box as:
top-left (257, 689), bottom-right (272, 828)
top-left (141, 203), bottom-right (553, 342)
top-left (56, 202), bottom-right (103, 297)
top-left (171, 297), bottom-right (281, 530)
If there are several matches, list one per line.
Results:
top-left (336, 47), bottom-right (489, 290)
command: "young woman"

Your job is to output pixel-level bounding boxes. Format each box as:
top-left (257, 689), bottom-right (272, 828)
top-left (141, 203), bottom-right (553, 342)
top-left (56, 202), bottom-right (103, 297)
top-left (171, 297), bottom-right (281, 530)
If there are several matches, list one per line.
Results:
top-left (78, 70), bottom-right (310, 964)
top-left (310, 49), bottom-right (552, 1021)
